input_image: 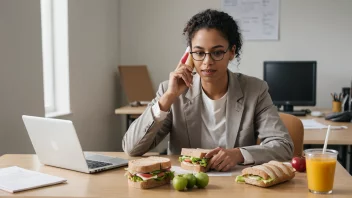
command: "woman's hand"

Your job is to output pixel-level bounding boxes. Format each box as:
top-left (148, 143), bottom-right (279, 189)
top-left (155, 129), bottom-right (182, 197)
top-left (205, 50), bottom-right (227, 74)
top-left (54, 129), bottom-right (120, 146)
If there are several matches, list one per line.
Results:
top-left (158, 52), bottom-right (193, 111)
top-left (166, 53), bottom-right (193, 97)
top-left (205, 147), bottom-right (244, 172)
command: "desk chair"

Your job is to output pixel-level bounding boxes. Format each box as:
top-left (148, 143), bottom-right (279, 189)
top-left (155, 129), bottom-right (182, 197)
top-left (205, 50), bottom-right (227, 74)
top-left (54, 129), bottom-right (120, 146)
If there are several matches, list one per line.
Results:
top-left (256, 113), bottom-right (304, 157)
top-left (279, 113), bottom-right (304, 157)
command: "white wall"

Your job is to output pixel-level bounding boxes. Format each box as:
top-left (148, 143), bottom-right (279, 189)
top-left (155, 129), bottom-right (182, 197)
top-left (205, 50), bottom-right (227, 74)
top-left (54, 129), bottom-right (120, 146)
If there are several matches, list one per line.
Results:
top-left (0, 0), bottom-right (43, 155)
top-left (0, 0), bottom-right (122, 155)
top-left (119, 0), bottom-right (352, 108)
top-left (61, 0), bottom-right (122, 151)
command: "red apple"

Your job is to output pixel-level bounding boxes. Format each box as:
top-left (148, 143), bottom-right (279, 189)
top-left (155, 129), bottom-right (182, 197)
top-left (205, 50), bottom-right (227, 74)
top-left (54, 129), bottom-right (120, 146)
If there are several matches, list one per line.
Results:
top-left (291, 156), bottom-right (306, 172)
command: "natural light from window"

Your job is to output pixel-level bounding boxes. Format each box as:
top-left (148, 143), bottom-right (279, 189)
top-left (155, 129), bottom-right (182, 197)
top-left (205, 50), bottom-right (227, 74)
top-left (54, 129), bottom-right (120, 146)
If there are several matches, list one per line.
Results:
top-left (40, 0), bottom-right (70, 117)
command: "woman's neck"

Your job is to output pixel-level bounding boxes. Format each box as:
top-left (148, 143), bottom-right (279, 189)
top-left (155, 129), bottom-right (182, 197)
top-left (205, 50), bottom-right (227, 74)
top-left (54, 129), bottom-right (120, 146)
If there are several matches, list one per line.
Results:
top-left (201, 73), bottom-right (229, 100)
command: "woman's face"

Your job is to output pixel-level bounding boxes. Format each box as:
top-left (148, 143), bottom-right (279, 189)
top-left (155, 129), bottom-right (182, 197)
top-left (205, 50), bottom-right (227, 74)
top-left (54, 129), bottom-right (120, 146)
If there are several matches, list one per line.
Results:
top-left (191, 28), bottom-right (235, 83)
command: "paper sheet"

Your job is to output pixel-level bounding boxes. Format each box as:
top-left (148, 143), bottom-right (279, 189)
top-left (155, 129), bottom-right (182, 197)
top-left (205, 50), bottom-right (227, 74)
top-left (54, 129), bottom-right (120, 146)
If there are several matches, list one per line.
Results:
top-left (221, 0), bottom-right (279, 40)
top-left (0, 166), bottom-right (67, 193)
top-left (171, 166), bottom-right (241, 176)
top-left (300, 119), bottom-right (348, 130)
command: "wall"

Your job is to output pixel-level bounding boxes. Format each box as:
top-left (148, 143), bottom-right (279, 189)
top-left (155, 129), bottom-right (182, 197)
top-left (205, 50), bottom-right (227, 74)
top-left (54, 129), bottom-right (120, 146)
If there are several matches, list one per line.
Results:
top-left (62, 0), bottom-right (122, 151)
top-left (119, 0), bottom-right (352, 109)
top-left (0, 0), bottom-right (122, 155)
top-left (0, 0), bottom-right (43, 155)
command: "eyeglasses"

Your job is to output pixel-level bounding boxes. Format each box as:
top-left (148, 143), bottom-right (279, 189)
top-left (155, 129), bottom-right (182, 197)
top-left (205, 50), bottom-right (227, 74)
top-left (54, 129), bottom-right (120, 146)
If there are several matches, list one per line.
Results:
top-left (190, 47), bottom-right (230, 61)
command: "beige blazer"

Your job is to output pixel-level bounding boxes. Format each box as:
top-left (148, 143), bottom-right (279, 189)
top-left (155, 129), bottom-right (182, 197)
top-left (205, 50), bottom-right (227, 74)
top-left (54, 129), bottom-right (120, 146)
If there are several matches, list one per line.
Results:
top-left (122, 71), bottom-right (294, 164)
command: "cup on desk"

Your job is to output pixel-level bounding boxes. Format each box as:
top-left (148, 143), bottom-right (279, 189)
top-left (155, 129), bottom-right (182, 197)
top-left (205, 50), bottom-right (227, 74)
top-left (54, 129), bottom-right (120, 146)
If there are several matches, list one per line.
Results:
top-left (304, 149), bottom-right (338, 194)
top-left (332, 101), bottom-right (342, 112)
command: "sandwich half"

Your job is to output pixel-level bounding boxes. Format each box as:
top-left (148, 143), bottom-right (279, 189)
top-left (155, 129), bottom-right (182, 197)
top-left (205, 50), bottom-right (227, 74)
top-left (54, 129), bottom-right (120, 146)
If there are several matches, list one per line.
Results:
top-left (125, 156), bottom-right (174, 189)
top-left (235, 161), bottom-right (295, 187)
top-left (179, 148), bottom-right (211, 172)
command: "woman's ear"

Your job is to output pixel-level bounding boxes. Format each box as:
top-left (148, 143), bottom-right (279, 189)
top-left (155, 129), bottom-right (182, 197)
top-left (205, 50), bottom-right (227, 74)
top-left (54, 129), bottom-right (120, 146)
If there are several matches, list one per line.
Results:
top-left (230, 45), bottom-right (236, 60)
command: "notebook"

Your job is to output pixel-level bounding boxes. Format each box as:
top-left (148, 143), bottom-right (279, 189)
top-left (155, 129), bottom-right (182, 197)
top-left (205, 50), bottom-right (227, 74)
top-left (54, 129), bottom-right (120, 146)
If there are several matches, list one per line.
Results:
top-left (300, 119), bottom-right (348, 130)
top-left (0, 166), bottom-right (67, 193)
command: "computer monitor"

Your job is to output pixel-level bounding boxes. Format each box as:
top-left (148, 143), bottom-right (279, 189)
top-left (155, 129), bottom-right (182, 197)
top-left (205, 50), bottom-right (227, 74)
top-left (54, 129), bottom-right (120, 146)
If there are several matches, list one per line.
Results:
top-left (263, 61), bottom-right (317, 113)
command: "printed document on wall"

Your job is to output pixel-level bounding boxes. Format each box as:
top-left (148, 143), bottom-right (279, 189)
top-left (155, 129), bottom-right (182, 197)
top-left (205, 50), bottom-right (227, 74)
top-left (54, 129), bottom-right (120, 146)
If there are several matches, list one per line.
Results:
top-left (221, 0), bottom-right (279, 40)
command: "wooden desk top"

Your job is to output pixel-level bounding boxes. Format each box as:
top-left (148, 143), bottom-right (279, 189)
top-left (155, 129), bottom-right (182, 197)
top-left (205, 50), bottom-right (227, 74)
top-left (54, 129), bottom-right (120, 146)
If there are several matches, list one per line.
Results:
top-left (303, 115), bottom-right (352, 145)
top-left (0, 152), bottom-right (351, 198)
top-left (115, 105), bottom-right (146, 115)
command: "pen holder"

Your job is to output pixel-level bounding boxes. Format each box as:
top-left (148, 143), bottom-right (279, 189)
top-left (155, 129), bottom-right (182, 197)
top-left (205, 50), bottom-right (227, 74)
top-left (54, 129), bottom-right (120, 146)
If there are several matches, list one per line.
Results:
top-left (332, 101), bottom-right (342, 112)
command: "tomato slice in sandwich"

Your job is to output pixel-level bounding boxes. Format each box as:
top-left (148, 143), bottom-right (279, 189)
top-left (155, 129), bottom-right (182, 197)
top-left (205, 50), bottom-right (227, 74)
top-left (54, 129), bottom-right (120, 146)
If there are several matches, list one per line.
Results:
top-left (184, 159), bottom-right (192, 163)
top-left (139, 173), bottom-right (153, 178)
top-left (157, 172), bottom-right (165, 177)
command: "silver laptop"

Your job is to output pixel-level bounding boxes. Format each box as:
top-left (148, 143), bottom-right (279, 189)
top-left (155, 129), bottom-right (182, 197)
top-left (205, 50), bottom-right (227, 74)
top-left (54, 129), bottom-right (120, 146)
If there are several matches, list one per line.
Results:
top-left (22, 115), bottom-right (128, 173)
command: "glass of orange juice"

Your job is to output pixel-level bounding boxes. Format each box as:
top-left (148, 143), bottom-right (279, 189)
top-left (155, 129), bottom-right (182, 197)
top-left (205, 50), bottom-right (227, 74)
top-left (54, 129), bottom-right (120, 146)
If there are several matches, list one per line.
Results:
top-left (304, 149), bottom-right (338, 194)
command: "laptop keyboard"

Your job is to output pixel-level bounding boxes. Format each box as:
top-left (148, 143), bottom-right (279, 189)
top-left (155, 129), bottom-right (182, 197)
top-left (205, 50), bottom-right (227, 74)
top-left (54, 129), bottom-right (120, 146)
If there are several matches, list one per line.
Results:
top-left (86, 160), bottom-right (112, 169)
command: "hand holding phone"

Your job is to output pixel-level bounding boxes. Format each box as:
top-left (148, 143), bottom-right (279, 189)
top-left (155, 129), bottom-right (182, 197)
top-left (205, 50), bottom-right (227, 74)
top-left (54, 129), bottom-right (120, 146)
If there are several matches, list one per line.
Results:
top-left (167, 47), bottom-right (194, 94)
top-left (158, 47), bottom-right (194, 111)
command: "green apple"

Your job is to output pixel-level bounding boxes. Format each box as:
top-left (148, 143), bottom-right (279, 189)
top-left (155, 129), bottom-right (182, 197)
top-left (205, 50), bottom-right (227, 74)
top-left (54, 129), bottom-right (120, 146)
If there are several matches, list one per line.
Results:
top-left (195, 172), bottom-right (209, 188)
top-left (172, 175), bottom-right (188, 191)
top-left (183, 174), bottom-right (196, 189)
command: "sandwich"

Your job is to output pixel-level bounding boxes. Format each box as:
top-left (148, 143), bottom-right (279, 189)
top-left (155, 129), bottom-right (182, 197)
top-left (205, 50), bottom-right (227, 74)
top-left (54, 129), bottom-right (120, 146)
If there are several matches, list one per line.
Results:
top-left (179, 148), bottom-right (211, 172)
top-left (235, 161), bottom-right (295, 188)
top-left (125, 156), bottom-right (174, 189)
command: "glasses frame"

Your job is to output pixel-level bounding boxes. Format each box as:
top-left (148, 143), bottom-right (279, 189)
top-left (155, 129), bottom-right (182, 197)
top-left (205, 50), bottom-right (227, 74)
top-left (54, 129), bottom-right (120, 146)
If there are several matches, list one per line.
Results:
top-left (189, 47), bottom-right (230, 61)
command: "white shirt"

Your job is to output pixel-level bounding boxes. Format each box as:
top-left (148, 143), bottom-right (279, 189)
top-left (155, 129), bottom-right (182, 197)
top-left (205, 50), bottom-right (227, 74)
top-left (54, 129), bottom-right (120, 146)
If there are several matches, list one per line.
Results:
top-left (151, 91), bottom-right (254, 165)
top-left (200, 88), bottom-right (228, 148)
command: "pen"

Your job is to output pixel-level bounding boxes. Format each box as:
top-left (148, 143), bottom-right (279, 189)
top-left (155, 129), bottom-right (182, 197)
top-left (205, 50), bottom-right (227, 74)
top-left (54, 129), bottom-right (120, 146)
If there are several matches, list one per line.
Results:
top-left (331, 93), bottom-right (342, 102)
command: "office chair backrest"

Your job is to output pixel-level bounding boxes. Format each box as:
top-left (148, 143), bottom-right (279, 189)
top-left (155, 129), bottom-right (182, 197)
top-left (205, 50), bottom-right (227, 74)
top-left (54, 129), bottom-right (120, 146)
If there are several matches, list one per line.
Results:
top-left (279, 113), bottom-right (304, 157)
top-left (256, 113), bottom-right (304, 157)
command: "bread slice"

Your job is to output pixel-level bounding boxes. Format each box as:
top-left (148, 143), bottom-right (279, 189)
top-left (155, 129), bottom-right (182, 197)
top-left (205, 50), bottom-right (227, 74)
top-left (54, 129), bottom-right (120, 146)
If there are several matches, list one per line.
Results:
top-left (181, 148), bottom-right (211, 158)
top-left (180, 161), bottom-right (208, 172)
top-left (128, 176), bottom-right (171, 189)
top-left (128, 156), bottom-right (171, 173)
top-left (239, 161), bottom-right (295, 188)
top-left (148, 156), bottom-right (172, 169)
top-left (268, 161), bottom-right (295, 179)
top-left (243, 177), bottom-right (276, 188)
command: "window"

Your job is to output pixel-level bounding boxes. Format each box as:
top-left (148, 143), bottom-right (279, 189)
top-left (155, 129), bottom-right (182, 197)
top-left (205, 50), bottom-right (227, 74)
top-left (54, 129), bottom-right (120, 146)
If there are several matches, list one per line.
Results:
top-left (41, 0), bottom-right (70, 117)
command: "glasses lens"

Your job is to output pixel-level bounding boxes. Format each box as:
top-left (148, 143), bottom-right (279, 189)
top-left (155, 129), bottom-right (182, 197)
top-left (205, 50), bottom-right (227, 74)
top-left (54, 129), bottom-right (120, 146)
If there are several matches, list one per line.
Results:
top-left (210, 51), bottom-right (225, 61)
top-left (191, 52), bottom-right (205, 61)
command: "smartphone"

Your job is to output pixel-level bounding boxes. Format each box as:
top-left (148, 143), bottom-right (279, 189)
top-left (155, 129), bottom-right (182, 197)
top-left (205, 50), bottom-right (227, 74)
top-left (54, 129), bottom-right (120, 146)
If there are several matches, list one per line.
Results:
top-left (181, 46), bottom-right (194, 69)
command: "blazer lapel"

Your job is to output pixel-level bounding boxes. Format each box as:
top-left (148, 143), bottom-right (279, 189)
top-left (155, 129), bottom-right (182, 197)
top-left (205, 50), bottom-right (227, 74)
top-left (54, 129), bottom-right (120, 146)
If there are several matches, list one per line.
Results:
top-left (226, 72), bottom-right (244, 148)
top-left (183, 74), bottom-right (202, 148)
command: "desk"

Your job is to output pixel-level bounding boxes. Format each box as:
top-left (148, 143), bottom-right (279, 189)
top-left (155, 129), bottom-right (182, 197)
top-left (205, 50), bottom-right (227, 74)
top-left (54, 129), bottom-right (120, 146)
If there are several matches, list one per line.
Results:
top-left (303, 115), bottom-right (352, 145)
top-left (302, 115), bottom-right (352, 173)
top-left (115, 105), bottom-right (146, 127)
top-left (0, 153), bottom-right (351, 197)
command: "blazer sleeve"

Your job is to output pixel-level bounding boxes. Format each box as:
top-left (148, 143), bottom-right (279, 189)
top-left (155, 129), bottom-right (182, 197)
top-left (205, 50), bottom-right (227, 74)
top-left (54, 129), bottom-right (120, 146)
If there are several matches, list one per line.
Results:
top-left (241, 81), bottom-right (294, 164)
top-left (122, 82), bottom-right (173, 156)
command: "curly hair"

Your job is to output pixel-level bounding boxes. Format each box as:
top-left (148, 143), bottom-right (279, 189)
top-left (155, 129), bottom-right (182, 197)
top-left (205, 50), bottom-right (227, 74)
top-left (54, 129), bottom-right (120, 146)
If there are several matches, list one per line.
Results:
top-left (183, 9), bottom-right (243, 60)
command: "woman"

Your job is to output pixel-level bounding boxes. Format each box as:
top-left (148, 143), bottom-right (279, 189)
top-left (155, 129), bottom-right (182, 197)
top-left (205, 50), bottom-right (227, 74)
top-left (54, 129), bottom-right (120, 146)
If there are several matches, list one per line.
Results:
top-left (122, 9), bottom-right (293, 171)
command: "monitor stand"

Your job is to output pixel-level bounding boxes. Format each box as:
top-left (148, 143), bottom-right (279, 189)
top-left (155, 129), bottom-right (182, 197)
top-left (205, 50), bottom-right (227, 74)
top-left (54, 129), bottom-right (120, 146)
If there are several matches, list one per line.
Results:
top-left (280, 104), bottom-right (307, 116)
